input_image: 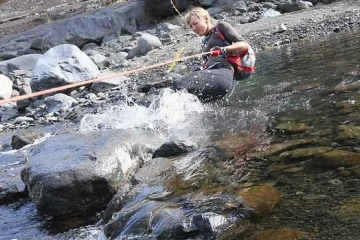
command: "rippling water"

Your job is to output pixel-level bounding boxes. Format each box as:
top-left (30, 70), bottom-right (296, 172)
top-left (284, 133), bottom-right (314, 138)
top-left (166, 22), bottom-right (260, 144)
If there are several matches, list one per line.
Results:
top-left (0, 30), bottom-right (359, 240)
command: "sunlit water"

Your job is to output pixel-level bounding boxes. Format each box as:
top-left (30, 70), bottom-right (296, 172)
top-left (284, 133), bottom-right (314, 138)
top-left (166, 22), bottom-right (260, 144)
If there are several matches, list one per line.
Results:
top-left (0, 30), bottom-right (359, 240)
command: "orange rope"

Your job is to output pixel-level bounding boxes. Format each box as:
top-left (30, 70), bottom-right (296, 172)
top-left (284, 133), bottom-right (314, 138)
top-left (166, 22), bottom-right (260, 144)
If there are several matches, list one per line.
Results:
top-left (0, 51), bottom-right (211, 105)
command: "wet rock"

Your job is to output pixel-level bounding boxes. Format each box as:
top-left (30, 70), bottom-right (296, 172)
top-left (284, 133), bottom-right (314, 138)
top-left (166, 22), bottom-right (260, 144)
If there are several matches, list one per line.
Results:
top-left (153, 141), bottom-right (195, 158)
top-left (137, 33), bottom-right (162, 55)
top-left (237, 185), bottom-right (281, 214)
top-left (337, 197), bottom-right (360, 220)
top-left (0, 105), bottom-right (19, 123)
top-left (255, 228), bottom-right (308, 240)
top-left (31, 44), bottom-right (100, 92)
top-left (213, 133), bottom-right (259, 156)
top-left (0, 74), bottom-right (13, 100)
top-left (316, 150), bottom-right (360, 169)
top-left (334, 99), bottom-right (360, 115)
top-left (279, 146), bottom-right (333, 163)
top-left (133, 157), bottom-right (173, 184)
top-left (104, 200), bottom-right (187, 239)
top-left (144, 0), bottom-right (190, 18)
top-left (138, 79), bottom-right (173, 93)
top-left (21, 129), bottom-right (162, 217)
top-left (216, 220), bottom-right (254, 240)
top-left (11, 132), bottom-right (41, 149)
top-left (0, 152), bottom-right (27, 204)
top-left (275, 122), bottom-right (311, 134)
top-left (329, 83), bottom-right (360, 94)
top-left (251, 139), bottom-right (316, 158)
top-left (338, 125), bottom-right (360, 139)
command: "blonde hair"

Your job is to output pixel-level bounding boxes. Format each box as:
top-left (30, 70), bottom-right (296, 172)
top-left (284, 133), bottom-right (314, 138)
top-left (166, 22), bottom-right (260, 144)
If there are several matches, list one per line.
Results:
top-left (184, 7), bottom-right (214, 26)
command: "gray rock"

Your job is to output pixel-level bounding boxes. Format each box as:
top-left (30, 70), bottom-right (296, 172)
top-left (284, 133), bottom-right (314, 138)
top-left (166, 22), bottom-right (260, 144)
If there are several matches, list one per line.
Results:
top-left (193, 0), bottom-right (218, 7)
top-left (0, 54), bottom-right (42, 76)
top-left (157, 23), bottom-right (181, 33)
top-left (0, 74), bottom-right (13, 100)
top-left (90, 53), bottom-right (110, 69)
top-left (137, 33), bottom-right (162, 55)
top-left (21, 129), bottom-right (162, 217)
top-left (13, 116), bottom-right (35, 124)
top-left (91, 74), bottom-right (129, 93)
top-left (31, 44), bottom-right (100, 92)
top-left (11, 132), bottom-right (40, 149)
top-left (260, 9), bottom-right (282, 19)
top-left (232, 1), bottom-right (248, 13)
top-left (1, 104), bottom-right (19, 123)
top-left (81, 42), bottom-right (100, 51)
top-left (277, 0), bottom-right (313, 13)
top-left (43, 93), bottom-right (78, 113)
top-left (41, 2), bottom-right (152, 51)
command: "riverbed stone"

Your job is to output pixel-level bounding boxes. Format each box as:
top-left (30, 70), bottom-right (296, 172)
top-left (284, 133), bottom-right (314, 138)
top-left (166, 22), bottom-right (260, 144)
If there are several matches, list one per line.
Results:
top-left (316, 150), bottom-right (360, 169)
top-left (251, 138), bottom-right (317, 158)
top-left (275, 122), bottom-right (311, 134)
top-left (338, 125), bottom-right (360, 139)
top-left (279, 146), bottom-right (333, 163)
top-left (0, 54), bottom-right (42, 76)
top-left (21, 129), bottom-right (162, 217)
top-left (255, 228), bottom-right (308, 240)
top-left (337, 197), bottom-right (360, 220)
top-left (237, 185), bottom-right (281, 214)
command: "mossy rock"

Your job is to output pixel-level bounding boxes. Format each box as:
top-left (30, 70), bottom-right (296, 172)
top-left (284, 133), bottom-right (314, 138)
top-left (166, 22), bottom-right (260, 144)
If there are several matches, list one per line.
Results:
top-left (275, 122), bottom-right (311, 134)
top-left (316, 150), bottom-right (360, 168)
top-left (251, 139), bottom-right (317, 159)
top-left (338, 125), bottom-right (360, 139)
top-left (255, 228), bottom-right (308, 240)
top-left (237, 185), bottom-right (281, 215)
top-left (337, 197), bottom-right (360, 220)
top-left (279, 146), bottom-right (333, 163)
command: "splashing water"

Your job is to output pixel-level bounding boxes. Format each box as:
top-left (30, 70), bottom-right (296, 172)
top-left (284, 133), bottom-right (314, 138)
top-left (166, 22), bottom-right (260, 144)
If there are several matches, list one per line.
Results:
top-left (79, 88), bottom-right (210, 145)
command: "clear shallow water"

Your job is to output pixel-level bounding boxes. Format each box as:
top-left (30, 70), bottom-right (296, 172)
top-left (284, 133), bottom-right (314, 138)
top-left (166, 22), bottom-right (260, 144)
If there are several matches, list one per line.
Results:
top-left (0, 30), bottom-right (359, 240)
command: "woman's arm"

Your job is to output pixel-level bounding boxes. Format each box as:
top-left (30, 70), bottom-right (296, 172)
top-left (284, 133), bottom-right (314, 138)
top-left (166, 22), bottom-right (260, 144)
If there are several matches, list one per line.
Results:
top-left (217, 22), bottom-right (250, 54)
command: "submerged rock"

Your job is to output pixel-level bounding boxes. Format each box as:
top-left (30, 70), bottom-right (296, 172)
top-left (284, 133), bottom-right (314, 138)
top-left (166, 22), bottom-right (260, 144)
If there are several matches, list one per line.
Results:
top-left (237, 185), bottom-right (281, 215)
top-left (316, 150), bottom-right (360, 169)
top-left (255, 228), bottom-right (308, 240)
top-left (337, 197), bottom-right (360, 220)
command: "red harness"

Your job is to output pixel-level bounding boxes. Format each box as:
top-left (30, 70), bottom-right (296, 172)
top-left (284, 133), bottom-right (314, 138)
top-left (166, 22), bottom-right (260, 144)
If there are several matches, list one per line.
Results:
top-left (206, 25), bottom-right (256, 73)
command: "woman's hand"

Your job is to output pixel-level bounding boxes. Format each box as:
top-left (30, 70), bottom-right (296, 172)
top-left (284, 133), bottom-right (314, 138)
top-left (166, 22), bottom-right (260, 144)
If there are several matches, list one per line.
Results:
top-left (210, 46), bottom-right (227, 57)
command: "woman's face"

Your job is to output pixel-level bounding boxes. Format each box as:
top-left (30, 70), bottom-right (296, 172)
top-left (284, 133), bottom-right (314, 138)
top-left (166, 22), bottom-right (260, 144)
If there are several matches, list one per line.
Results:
top-left (188, 15), bottom-right (209, 36)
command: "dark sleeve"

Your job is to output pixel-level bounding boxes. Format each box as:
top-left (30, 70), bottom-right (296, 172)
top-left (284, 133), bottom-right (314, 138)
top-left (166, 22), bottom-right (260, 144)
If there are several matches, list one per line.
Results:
top-left (217, 21), bottom-right (246, 43)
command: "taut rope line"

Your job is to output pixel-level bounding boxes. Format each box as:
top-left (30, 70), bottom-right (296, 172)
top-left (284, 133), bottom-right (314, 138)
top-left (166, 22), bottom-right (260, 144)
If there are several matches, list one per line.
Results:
top-left (0, 51), bottom-right (211, 105)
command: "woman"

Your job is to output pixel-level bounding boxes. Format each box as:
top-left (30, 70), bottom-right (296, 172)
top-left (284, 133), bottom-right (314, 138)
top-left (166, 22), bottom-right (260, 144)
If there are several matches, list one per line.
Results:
top-left (172, 7), bottom-right (255, 102)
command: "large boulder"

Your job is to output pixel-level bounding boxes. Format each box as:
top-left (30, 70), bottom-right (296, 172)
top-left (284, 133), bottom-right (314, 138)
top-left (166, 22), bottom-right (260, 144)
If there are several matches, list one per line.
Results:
top-left (0, 75), bottom-right (13, 100)
top-left (41, 1), bottom-right (152, 51)
top-left (31, 44), bottom-right (99, 92)
top-left (0, 1), bottom-right (152, 59)
top-left (0, 54), bottom-right (42, 76)
top-left (144, 0), bottom-right (190, 18)
top-left (21, 129), bottom-right (162, 217)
